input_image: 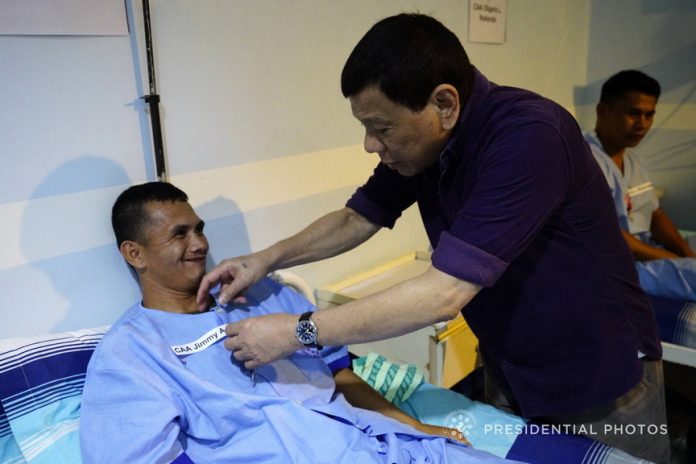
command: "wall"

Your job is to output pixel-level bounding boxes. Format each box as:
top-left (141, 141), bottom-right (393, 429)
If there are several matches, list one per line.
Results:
top-left (0, 0), bottom-right (592, 338)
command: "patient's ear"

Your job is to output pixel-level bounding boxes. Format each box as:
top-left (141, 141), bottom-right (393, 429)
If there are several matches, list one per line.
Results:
top-left (120, 241), bottom-right (146, 271)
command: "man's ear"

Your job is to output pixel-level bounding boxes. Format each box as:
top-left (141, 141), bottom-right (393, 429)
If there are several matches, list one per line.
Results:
top-left (596, 102), bottom-right (608, 118)
top-left (120, 241), bottom-right (146, 271)
top-left (430, 84), bottom-right (460, 131)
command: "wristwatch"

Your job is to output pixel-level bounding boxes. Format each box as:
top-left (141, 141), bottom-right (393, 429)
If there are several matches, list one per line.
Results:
top-left (295, 311), bottom-right (322, 350)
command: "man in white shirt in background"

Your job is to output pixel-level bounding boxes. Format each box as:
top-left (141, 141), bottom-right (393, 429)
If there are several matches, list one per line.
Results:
top-left (585, 69), bottom-right (696, 301)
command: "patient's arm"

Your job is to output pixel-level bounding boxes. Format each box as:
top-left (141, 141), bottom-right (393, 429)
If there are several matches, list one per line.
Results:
top-left (649, 208), bottom-right (696, 258)
top-left (333, 367), bottom-right (470, 445)
top-left (623, 207), bottom-right (696, 261)
top-left (622, 229), bottom-right (680, 261)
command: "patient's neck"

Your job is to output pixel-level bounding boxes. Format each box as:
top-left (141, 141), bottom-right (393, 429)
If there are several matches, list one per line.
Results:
top-left (140, 283), bottom-right (211, 314)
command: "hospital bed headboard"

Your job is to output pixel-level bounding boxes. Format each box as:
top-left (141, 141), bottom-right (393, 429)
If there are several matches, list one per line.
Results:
top-left (269, 270), bottom-right (316, 305)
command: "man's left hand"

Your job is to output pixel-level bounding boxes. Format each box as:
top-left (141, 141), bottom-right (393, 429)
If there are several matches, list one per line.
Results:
top-left (225, 313), bottom-right (301, 369)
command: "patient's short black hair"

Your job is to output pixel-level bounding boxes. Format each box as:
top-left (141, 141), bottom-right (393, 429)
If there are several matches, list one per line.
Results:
top-left (112, 182), bottom-right (188, 247)
top-left (600, 70), bottom-right (661, 105)
top-left (341, 13), bottom-right (474, 111)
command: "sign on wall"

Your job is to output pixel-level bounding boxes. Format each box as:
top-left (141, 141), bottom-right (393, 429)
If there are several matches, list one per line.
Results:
top-left (0, 0), bottom-right (127, 36)
top-left (468, 0), bottom-right (507, 44)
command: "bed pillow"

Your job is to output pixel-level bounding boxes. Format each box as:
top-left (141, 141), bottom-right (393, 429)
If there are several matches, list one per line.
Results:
top-left (0, 327), bottom-right (108, 464)
top-left (1, 399), bottom-right (26, 464)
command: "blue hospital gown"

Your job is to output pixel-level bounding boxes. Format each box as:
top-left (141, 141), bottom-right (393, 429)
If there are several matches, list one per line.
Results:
top-left (584, 132), bottom-right (658, 240)
top-left (585, 132), bottom-right (696, 301)
top-left (80, 277), bottom-right (511, 463)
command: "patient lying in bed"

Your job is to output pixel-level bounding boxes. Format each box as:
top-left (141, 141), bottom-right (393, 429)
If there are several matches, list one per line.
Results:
top-left (79, 182), bottom-right (511, 463)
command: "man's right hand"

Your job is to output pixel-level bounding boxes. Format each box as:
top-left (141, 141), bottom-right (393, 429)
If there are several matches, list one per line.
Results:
top-left (197, 253), bottom-right (270, 310)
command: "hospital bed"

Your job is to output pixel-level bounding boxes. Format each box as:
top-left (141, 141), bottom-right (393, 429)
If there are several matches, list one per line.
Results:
top-left (649, 295), bottom-right (696, 368)
top-left (0, 326), bottom-right (650, 464)
top-left (0, 270), bottom-right (655, 464)
top-left (657, 232), bottom-right (696, 366)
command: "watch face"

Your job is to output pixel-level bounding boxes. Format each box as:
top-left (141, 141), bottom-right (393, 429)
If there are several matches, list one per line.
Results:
top-left (296, 320), bottom-right (317, 345)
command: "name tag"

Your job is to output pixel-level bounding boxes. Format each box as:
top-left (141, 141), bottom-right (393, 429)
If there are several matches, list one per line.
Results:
top-left (626, 181), bottom-right (653, 198)
top-left (171, 325), bottom-right (227, 356)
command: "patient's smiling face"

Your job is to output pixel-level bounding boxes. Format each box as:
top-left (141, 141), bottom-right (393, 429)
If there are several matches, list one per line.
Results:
top-left (138, 201), bottom-right (209, 299)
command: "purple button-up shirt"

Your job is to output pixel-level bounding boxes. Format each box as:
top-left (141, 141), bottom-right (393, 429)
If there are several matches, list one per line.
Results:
top-left (346, 69), bottom-right (661, 418)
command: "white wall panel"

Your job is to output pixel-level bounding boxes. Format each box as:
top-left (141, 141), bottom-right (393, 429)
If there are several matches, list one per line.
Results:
top-left (2, 1), bottom-right (603, 338)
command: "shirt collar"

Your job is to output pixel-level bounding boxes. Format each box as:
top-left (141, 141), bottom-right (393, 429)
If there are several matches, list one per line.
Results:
top-left (586, 130), bottom-right (602, 150)
top-left (439, 67), bottom-right (493, 169)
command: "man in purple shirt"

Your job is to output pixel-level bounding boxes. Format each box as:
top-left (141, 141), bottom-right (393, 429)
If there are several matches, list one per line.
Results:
top-left (198, 14), bottom-right (668, 462)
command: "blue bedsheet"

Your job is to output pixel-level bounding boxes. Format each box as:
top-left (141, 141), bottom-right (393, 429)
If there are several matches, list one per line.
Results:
top-left (400, 382), bottom-right (645, 463)
top-left (649, 295), bottom-right (696, 349)
top-left (350, 353), bottom-right (650, 463)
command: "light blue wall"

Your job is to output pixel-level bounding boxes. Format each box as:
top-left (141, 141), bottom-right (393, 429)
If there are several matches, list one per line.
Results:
top-left (5, 0), bottom-right (653, 339)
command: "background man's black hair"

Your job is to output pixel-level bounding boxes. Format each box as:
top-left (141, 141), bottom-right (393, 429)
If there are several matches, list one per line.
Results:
top-left (600, 70), bottom-right (661, 105)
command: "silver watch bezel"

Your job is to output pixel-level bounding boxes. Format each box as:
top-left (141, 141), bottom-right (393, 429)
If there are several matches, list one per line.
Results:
top-left (295, 312), bottom-right (320, 348)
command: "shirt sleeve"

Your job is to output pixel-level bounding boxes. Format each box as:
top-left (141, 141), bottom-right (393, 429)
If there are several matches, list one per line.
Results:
top-left (432, 122), bottom-right (571, 287)
top-left (80, 366), bottom-right (187, 464)
top-left (346, 162), bottom-right (416, 228)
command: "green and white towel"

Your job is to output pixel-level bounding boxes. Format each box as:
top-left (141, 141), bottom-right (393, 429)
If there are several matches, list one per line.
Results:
top-left (352, 352), bottom-right (424, 405)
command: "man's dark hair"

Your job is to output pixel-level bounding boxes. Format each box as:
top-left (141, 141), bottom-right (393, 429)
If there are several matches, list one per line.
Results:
top-left (341, 13), bottom-right (474, 111)
top-left (112, 182), bottom-right (188, 247)
top-left (600, 70), bottom-right (661, 105)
